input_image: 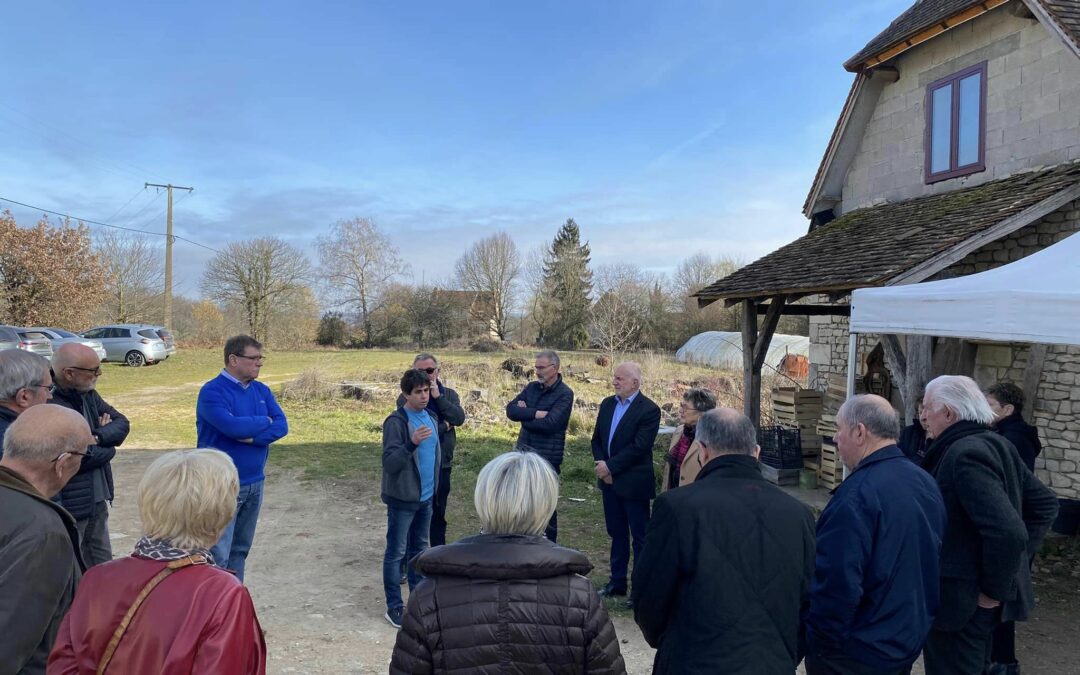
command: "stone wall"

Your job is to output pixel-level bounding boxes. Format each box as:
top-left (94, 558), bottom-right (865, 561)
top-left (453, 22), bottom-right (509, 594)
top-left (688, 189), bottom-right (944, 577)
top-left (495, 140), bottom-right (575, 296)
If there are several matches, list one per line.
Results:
top-left (807, 203), bottom-right (1080, 496)
top-left (841, 5), bottom-right (1080, 215)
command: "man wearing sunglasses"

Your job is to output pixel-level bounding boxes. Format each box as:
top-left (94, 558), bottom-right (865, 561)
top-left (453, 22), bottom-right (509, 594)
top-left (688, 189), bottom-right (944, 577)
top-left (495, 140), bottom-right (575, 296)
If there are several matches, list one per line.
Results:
top-left (49, 343), bottom-right (130, 567)
top-left (197, 334), bottom-right (288, 582)
top-left (394, 353), bottom-right (465, 547)
top-left (0, 349), bottom-right (53, 447)
top-left (0, 404), bottom-right (94, 674)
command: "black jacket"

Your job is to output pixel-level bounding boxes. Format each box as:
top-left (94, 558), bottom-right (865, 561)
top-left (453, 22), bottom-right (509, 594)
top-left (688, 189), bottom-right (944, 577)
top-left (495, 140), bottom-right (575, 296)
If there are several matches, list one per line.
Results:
top-left (994, 412), bottom-right (1042, 473)
top-left (395, 382), bottom-right (466, 467)
top-left (0, 466), bottom-right (84, 675)
top-left (922, 421), bottom-right (1058, 629)
top-left (898, 420), bottom-right (929, 464)
top-left (390, 533), bottom-right (625, 674)
top-left (0, 405), bottom-right (17, 452)
top-left (381, 407), bottom-right (442, 504)
top-left (506, 376), bottom-right (575, 468)
top-left (632, 455), bottom-right (816, 674)
top-left (49, 386), bottom-right (129, 520)
top-left (591, 392), bottom-right (661, 501)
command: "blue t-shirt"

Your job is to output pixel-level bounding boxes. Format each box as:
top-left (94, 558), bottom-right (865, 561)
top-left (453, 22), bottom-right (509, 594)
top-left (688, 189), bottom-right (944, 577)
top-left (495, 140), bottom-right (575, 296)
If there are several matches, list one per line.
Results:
top-left (405, 407), bottom-right (438, 502)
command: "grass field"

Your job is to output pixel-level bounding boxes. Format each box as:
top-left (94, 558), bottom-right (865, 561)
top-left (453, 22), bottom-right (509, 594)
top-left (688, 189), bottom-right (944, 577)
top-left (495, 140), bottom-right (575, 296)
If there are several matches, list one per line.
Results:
top-left (94, 346), bottom-right (745, 608)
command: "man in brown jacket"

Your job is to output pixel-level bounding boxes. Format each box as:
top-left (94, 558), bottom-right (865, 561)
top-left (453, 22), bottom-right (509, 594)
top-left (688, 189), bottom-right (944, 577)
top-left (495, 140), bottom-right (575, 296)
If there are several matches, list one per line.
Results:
top-left (0, 405), bottom-right (92, 675)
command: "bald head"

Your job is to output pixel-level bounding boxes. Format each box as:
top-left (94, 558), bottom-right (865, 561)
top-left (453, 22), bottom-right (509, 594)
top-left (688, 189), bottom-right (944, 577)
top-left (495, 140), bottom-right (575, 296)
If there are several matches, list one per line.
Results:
top-left (835, 394), bottom-right (901, 470)
top-left (53, 343), bottom-right (101, 392)
top-left (1, 405), bottom-right (94, 497)
top-left (612, 362), bottom-right (643, 399)
top-left (696, 407), bottom-right (759, 459)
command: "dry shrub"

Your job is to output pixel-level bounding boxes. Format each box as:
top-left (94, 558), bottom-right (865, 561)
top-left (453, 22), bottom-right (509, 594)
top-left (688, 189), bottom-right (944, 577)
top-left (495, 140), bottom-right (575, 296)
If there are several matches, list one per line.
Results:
top-left (470, 338), bottom-right (504, 353)
top-left (279, 368), bottom-right (339, 402)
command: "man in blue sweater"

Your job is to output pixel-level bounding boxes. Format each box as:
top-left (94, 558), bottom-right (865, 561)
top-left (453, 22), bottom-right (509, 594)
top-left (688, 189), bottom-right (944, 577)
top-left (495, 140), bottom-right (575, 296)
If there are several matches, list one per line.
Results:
top-left (381, 368), bottom-right (441, 629)
top-left (196, 335), bottom-right (288, 582)
top-left (805, 394), bottom-right (946, 675)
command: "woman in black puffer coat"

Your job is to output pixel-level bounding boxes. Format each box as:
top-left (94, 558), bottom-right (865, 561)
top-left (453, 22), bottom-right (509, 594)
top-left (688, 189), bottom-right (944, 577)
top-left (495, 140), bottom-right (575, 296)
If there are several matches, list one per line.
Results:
top-left (389, 451), bottom-right (626, 675)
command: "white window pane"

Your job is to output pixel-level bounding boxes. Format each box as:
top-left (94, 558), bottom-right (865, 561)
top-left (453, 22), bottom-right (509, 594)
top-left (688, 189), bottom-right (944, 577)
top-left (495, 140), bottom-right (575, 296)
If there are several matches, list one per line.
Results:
top-left (958, 73), bottom-right (982, 167)
top-left (931, 84), bottom-right (953, 174)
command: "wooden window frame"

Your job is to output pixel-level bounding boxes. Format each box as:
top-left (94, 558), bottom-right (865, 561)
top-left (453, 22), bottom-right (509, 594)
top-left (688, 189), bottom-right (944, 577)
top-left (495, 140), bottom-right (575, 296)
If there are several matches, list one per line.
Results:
top-left (924, 61), bottom-right (987, 184)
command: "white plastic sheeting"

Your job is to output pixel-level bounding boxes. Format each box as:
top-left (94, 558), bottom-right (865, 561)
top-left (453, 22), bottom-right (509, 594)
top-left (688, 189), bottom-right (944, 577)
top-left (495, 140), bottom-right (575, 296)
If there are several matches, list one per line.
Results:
top-left (675, 331), bottom-right (810, 370)
top-left (851, 232), bottom-right (1080, 345)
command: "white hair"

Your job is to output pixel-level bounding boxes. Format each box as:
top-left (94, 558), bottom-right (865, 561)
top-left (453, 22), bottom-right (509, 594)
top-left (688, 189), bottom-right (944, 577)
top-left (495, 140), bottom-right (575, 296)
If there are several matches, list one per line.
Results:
top-left (474, 451), bottom-right (559, 536)
top-left (138, 449), bottom-right (239, 550)
top-left (924, 375), bottom-right (995, 425)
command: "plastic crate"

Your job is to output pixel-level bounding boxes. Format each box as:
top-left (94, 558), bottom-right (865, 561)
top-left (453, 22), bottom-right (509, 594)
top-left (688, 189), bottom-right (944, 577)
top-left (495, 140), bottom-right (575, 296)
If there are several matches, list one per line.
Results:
top-left (758, 425), bottom-right (804, 470)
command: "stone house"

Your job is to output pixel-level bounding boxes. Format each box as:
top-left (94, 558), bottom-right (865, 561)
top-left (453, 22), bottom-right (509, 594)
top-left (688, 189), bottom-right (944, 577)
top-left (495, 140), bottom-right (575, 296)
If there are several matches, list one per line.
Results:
top-left (695, 0), bottom-right (1080, 498)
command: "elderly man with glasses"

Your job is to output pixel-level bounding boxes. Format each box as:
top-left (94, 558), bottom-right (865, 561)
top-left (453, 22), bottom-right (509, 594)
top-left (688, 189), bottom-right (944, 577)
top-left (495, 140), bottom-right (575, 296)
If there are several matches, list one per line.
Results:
top-left (197, 334), bottom-right (288, 582)
top-left (0, 404), bottom-right (94, 674)
top-left (0, 348), bottom-right (53, 447)
top-left (50, 343), bottom-right (130, 567)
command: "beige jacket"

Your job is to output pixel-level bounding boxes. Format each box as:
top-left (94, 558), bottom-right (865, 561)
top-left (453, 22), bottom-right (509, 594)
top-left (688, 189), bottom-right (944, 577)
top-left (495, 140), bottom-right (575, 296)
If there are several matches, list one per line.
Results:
top-left (661, 424), bottom-right (705, 492)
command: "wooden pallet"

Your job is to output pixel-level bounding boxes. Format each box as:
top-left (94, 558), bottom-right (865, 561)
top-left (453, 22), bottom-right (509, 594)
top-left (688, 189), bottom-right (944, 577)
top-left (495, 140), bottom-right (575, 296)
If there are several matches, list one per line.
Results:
top-left (819, 441), bottom-right (844, 489)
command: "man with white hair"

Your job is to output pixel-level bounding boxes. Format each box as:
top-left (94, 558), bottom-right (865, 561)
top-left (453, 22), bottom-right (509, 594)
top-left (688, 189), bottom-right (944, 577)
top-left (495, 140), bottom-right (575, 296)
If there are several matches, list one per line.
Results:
top-left (806, 395), bottom-right (946, 675)
top-left (919, 376), bottom-right (1058, 675)
top-left (0, 405), bottom-right (93, 674)
top-left (0, 349), bottom-right (53, 447)
top-left (591, 361), bottom-right (660, 604)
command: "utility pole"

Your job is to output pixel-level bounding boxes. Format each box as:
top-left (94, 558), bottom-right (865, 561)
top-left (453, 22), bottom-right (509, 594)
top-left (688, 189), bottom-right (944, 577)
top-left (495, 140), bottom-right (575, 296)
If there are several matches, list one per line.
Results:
top-left (145, 182), bottom-right (194, 330)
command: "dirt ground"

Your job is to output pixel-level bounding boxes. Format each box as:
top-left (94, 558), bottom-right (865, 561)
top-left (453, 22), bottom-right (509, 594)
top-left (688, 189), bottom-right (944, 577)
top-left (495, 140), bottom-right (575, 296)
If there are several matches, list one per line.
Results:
top-left (107, 451), bottom-right (1078, 675)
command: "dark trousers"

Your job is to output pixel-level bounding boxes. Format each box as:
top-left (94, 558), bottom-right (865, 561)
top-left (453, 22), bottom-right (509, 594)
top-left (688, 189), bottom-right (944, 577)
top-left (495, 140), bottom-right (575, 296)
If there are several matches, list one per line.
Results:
top-left (429, 467), bottom-right (452, 547)
top-left (805, 653), bottom-right (911, 675)
top-left (990, 620), bottom-right (1016, 664)
top-left (75, 500), bottom-right (113, 567)
top-left (924, 606), bottom-right (1000, 675)
top-left (545, 462), bottom-right (561, 542)
top-left (601, 489), bottom-right (649, 589)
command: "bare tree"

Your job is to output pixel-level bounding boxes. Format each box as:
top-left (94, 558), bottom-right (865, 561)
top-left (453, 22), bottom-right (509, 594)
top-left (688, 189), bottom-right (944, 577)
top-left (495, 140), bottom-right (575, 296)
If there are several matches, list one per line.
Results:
top-left (589, 263), bottom-right (650, 362)
top-left (672, 253), bottom-right (745, 338)
top-left (201, 237), bottom-right (311, 342)
top-left (521, 245), bottom-right (553, 345)
top-left (453, 232), bottom-right (521, 340)
top-left (317, 218), bottom-right (405, 348)
top-left (96, 230), bottom-right (164, 324)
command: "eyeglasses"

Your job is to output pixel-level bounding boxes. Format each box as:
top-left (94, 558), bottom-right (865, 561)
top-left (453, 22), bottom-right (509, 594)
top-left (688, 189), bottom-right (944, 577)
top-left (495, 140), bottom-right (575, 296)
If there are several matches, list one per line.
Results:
top-left (51, 450), bottom-right (89, 463)
top-left (233, 354), bottom-right (265, 363)
top-left (418, 367), bottom-right (438, 374)
top-left (26, 384), bottom-right (53, 393)
top-left (68, 366), bottom-right (102, 376)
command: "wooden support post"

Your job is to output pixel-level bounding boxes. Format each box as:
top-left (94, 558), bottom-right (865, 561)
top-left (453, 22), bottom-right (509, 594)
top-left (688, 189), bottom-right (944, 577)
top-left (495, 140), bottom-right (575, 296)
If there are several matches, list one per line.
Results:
top-left (1021, 344), bottom-right (1048, 424)
top-left (742, 300), bottom-right (759, 425)
top-left (906, 335), bottom-right (934, 418)
top-left (881, 335), bottom-right (912, 422)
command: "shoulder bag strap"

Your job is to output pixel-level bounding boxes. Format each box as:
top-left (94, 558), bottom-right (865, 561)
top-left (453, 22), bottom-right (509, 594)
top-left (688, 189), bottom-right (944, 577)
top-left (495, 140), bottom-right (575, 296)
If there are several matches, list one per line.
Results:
top-left (96, 554), bottom-right (208, 675)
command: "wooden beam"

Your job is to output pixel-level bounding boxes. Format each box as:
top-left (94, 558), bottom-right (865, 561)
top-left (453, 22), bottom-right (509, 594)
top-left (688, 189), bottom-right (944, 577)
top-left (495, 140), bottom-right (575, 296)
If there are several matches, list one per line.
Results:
top-left (858, 0), bottom-right (1010, 71)
top-left (906, 335), bottom-right (934, 423)
top-left (753, 297), bottom-right (786, 371)
top-left (742, 300), bottom-right (761, 426)
top-left (881, 335), bottom-right (910, 421)
top-left (1021, 344), bottom-right (1048, 424)
top-left (755, 304), bottom-right (850, 316)
top-left (889, 182), bottom-right (1080, 285)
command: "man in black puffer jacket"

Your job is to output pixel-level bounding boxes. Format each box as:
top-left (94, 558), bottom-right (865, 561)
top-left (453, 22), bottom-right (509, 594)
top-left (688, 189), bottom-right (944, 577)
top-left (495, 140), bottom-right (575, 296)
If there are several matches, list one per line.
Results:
top-left (986, 382), bottom-right (1042, 472)
top-left (505, 349), bottom-right (574, 541)
top-left (49, 344), bottom-right (130, 566)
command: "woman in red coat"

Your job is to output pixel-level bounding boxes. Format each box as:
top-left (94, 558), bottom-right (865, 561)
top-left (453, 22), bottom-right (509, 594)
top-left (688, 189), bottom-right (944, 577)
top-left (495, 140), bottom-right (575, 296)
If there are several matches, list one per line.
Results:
top-left (48, 448), bottom-right (266, 675)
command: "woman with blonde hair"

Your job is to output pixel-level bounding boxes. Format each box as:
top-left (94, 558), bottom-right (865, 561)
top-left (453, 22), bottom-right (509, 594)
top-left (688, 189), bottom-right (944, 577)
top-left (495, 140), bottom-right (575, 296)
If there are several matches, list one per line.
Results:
top-left (390, 450), bottom-right (626, 674)
top-left (48, 449), bottom-right (266, 674)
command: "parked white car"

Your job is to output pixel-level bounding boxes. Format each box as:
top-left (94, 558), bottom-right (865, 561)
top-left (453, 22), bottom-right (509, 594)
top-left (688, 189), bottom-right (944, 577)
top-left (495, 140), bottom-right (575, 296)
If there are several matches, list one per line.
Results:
top-left (25, 327), bottom-right (108, 361)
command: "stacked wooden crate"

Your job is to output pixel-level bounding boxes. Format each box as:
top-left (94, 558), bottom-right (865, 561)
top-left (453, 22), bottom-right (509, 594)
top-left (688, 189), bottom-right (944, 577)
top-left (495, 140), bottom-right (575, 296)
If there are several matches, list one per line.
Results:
top-left (771, 387), bottom-right (823, 473)
top-left (817, 412), bottom-right (843, 490)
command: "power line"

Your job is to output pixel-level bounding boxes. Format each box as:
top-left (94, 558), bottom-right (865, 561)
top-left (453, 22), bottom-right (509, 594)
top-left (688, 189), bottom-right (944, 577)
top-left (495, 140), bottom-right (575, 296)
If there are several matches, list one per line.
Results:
top-left (0, 195), bottom-right (219, 253)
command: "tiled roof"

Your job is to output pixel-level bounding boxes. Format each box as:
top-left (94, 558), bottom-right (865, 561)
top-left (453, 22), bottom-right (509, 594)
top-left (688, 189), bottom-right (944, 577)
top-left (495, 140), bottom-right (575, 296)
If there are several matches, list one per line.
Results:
top-left (844, 0), bottom-right (983, 71)
top-left (696, 163), bottom-right (1080, 302)
top-left (1036, 1), bottom-right (1080, 52)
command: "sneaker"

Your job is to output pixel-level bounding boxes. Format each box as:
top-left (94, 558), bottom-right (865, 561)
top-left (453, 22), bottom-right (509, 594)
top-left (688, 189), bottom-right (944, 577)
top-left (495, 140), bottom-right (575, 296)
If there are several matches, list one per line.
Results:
top-left (384, 607), bottom-right (403, 629)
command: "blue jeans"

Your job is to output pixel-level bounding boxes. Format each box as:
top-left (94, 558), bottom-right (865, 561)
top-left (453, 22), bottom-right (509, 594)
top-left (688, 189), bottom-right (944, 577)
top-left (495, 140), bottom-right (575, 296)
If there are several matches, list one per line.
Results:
top-left (210, 479), bottom-right (264, 583)
top-left (383, 499), bottom-right (432, 612)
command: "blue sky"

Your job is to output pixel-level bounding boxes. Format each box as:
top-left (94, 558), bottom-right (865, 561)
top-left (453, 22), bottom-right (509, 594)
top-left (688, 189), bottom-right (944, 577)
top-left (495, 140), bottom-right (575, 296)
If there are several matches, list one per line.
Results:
top-left (0, 1), bottom-right (911, 297)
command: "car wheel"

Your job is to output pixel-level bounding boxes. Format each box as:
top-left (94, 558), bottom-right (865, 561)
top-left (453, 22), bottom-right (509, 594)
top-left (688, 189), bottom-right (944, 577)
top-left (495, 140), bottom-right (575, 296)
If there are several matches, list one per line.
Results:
top-left (125, 351), bottom-right (146, 367)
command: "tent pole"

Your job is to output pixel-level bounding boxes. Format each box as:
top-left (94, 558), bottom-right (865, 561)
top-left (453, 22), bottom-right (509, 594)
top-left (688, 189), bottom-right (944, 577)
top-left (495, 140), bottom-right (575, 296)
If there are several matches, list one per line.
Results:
top-left (843, 331), bottom-right (858, 480)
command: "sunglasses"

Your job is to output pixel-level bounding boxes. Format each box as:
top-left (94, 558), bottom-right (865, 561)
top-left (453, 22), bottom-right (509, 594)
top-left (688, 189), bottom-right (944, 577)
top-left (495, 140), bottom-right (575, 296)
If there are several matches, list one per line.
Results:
top-left (419, 367), bottom-right (438, 374)
top-left (68, 366), bottom-right (102, 376)
top-left (234, 354), bottom-right (266, 363)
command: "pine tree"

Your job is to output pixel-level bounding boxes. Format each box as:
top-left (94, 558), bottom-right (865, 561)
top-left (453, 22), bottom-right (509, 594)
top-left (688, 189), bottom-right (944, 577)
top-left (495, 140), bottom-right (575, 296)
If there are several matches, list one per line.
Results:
top-left (539, 218), bottom-right (593, 349)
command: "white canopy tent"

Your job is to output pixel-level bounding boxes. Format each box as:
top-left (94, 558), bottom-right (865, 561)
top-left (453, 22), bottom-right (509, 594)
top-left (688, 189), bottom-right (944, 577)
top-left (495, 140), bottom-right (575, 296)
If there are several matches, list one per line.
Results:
top-left (844, 233), bottom-right (1080, 479)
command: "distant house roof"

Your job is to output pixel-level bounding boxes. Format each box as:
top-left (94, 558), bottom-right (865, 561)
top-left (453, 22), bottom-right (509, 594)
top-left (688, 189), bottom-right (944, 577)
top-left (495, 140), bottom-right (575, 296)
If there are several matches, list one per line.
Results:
top-left (696, 163), bottom-right (1080, 303)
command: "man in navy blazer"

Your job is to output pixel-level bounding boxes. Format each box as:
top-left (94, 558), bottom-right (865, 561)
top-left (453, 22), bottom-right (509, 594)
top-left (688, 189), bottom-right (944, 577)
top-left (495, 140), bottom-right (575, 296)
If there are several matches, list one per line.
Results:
top-left (591, 361), bottom-right (661, 602)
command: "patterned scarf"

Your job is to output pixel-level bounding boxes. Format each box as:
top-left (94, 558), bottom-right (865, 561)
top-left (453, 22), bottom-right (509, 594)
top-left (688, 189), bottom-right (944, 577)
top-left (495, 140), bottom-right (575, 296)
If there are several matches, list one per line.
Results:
top-left (133, 536), bottom-right (215, 564)
top-left (669, 424), bottom-right (696, 470)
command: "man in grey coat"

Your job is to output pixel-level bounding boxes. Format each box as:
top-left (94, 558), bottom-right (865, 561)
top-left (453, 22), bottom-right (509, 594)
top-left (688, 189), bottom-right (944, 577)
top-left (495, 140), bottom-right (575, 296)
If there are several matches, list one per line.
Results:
top-left (0, 405), bottom-right (93, 675)
top-left (919, 375), bottom-right (1058, 675)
